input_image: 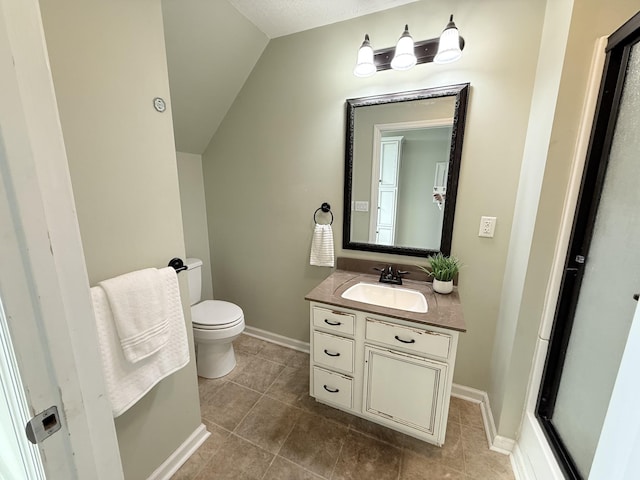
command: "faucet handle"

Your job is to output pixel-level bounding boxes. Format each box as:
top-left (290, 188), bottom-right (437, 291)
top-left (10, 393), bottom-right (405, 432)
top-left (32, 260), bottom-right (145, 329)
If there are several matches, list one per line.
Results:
top-left (397, 270), bottom-right (410, 276)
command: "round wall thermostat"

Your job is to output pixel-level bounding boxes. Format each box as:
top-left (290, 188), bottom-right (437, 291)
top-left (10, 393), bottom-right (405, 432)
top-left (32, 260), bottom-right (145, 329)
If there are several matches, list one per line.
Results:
top-left (153, 97), bottom-right (166, 112)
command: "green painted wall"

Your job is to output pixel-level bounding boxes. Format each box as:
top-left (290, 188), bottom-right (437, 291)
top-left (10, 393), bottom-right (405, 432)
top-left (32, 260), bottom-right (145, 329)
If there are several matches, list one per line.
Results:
top-left (39, 0), bottom-right (201, 477)
top-left (202, 0), bottom-right (546, 394)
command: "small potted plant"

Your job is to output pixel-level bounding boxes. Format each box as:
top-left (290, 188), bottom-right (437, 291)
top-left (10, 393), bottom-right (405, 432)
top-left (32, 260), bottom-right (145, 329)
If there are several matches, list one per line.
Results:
top-left (417, 253), bottom-right (462, 294)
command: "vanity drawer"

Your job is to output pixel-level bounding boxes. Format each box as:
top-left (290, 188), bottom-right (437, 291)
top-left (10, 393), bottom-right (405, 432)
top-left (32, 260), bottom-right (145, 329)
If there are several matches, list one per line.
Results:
top-left (365, 318), bottom-right (451, 359)
top-left (313, 331), bottom-right (354, 373)
top-left (312, 306), bottom-right (355, 335)
top-left (313, 367), bottom-right (353, 409)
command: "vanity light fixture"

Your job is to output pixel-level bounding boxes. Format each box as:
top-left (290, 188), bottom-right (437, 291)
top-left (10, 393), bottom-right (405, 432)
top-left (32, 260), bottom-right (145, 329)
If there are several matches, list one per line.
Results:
top-left (353, 15), bottom-right (464, 77)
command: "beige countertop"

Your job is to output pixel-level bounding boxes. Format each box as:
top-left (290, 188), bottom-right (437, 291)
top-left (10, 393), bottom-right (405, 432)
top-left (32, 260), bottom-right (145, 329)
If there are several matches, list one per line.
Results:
top-left (305, 270), bottom-right (466, 332)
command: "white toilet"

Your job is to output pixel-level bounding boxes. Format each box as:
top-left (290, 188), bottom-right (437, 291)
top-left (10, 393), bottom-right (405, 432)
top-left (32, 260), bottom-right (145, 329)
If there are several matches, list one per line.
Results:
top-left (185, 258), bottom-right (245, 378)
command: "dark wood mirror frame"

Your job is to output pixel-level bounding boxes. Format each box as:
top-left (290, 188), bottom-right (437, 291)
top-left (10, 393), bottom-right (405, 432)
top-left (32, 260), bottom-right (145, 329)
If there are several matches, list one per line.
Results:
top-left (343, 83), bottom-right (470, 257)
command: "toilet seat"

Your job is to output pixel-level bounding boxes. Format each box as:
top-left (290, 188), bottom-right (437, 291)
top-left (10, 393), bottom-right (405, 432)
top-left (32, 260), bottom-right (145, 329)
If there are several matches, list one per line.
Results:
top-left (192, 300), bottom-right (244, 330)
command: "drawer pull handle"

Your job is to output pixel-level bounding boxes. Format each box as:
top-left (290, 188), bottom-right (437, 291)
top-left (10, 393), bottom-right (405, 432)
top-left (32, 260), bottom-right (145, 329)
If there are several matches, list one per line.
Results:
top-left (394, 335), bottom-right (416, 344)
top-left (323, 385), bottom-right (340, 393)
top-left (324, 349), bottom-right (341, 357)
top-left (324, 319), bottom-right (342, 326)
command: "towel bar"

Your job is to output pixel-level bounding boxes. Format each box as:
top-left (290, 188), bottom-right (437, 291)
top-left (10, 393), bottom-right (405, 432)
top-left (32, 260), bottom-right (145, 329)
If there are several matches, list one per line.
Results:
top-left (314, 202), bottom-right (333, 225)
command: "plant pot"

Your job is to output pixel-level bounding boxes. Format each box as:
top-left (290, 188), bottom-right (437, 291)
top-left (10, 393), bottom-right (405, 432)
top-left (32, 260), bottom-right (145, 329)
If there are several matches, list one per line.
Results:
top-left (432, 279), bottom-right (453, 294)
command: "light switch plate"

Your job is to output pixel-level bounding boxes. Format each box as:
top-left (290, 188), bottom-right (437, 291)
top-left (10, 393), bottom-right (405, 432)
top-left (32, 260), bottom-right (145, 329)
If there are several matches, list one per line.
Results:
top-left (355, 201), bottom-right (369, 212)
top-left (479, 216), bottom-right (497, 238)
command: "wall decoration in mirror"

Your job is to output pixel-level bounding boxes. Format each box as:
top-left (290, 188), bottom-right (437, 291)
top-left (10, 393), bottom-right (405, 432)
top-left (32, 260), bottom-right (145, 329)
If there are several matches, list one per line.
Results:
top-left (343, 83), bottom-right (469, 257)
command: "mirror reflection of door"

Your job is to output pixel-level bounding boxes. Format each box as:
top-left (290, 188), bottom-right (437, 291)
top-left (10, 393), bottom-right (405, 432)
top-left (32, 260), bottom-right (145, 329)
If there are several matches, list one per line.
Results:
top-left (365, 120), bottom-right (453, 249)
top-left (371, 136), bottom-right (403, 245)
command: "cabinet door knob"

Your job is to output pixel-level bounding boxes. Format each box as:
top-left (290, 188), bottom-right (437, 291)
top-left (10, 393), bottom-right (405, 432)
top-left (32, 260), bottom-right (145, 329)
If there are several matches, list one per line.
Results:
top-left (323, 385), bottom-right (339, 393)
top-left (394, 335), bottom-right (416, 344)
top-left (634, 293), bottom-right (639, 301)
top-left (323, 349), bottom-right (341, 357)
top-left (324, 319), bottom-right (342, 326)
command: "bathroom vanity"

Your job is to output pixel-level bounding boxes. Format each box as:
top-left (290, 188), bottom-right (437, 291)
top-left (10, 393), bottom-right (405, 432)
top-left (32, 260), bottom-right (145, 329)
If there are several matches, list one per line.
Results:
top-left (305, 267), bottom-right (465, 446)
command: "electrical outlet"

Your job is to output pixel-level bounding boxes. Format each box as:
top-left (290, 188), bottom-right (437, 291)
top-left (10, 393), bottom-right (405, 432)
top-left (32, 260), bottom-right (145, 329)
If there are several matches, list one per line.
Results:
top-left (479, 216), bottom-right (497, 238)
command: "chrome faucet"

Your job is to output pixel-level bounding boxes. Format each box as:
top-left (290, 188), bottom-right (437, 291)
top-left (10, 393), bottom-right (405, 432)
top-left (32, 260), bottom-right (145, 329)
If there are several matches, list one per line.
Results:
top-left (374, 265), bottom-right (409, 285)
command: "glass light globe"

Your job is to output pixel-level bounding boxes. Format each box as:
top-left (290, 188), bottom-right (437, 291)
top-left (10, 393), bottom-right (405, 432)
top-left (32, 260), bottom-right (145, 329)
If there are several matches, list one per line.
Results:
top-left (434, 15), bottom-right (462, 64)
top-left (390, 25), bottom-right (416, 71)
top-left (353, 34), bottom-right (376, 77)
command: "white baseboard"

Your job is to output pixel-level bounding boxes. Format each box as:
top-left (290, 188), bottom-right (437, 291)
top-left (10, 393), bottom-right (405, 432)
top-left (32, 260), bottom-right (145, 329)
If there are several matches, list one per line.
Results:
top-left (147, 423), bottom-right (210, 480)
top-left (451, 383), bottom-right (515, 455)
top-left (510, 442), bottom-right (532, 480)
top-left (243, 325), bottom-right (310, 353)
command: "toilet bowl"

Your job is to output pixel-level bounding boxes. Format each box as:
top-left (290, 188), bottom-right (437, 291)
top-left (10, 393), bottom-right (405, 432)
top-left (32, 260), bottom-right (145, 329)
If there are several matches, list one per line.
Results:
top-left (185, 258), bottom-right (245, 378)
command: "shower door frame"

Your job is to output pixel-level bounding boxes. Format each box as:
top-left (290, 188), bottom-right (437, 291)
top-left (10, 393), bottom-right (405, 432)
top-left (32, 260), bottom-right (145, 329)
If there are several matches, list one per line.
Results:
top-left (535, 11), bottom-right (640, 480)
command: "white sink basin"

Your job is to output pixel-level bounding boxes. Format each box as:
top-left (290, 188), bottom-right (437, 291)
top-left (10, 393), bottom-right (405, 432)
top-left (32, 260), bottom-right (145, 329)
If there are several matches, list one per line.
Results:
top-left (341, 282), bottom-right (428, 313)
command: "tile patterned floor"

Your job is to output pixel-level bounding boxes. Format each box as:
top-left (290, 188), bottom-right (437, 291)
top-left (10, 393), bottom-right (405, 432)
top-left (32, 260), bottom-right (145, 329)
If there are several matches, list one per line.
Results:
top-left (172, 334), bottom-right (515, 480)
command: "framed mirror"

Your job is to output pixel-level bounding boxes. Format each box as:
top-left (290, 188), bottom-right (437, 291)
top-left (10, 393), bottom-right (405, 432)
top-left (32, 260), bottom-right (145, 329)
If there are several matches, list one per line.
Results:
top-left (343, 83), bottom-right (469, 257)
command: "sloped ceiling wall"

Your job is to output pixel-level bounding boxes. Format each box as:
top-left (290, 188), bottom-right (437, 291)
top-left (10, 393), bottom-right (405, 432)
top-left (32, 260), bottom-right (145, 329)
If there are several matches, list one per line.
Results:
top-left (162, 0), bottom-right (268, 154)
top-left (227, 0), bottom-right (419, 38)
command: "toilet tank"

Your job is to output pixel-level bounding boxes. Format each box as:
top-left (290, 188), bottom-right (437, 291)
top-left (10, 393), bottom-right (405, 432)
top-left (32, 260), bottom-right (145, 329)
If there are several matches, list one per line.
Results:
top-left (185, 258), bottom-right (203, 306)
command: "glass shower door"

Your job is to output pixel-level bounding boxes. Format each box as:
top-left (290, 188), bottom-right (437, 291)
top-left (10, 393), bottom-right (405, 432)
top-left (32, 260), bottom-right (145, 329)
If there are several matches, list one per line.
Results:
top-left (537, 25), bottom-right (640, 479)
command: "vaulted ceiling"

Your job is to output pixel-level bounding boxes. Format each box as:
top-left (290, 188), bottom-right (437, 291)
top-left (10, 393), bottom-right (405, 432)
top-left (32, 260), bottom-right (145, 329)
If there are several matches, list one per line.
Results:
top-left (161, 0), bottom-right (420, 154)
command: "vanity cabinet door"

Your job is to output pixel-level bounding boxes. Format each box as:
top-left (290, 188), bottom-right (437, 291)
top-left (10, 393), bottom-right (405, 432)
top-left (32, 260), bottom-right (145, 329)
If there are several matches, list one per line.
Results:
top-left (363, 345), bottom-right (447, 440)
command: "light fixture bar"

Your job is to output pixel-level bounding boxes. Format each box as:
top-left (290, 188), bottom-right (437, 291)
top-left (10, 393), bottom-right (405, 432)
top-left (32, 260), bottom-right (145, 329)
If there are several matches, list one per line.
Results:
top-left (372, 35), bottom-right (465, 72)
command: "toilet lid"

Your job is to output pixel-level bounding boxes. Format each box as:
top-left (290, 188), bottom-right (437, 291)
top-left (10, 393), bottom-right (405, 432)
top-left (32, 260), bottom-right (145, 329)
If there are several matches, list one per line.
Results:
top-left (192, 300), bottom-right (244, 328)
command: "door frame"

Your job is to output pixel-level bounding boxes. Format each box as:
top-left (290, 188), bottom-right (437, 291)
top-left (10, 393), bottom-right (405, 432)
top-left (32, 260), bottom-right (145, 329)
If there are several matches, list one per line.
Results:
top-left (0, 0), bottom-right (122, 477)
top-left (535, 11), bottom-right (640, 479)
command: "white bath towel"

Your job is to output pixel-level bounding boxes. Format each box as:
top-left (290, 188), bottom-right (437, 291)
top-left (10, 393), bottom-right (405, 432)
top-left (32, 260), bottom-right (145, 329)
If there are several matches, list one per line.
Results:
top-left (92, 267), bottom-right (190, 417)
top-left (99, 268), bottom-right (169, 363)
top-left (310, 223), bottom-right (335, 267)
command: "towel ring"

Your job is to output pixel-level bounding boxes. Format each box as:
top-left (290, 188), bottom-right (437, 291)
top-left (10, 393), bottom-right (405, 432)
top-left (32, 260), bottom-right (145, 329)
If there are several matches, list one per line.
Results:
top-left (314, 202), bottom-right (333, 225)
top-left (168, 257), bottom-right (188, 273)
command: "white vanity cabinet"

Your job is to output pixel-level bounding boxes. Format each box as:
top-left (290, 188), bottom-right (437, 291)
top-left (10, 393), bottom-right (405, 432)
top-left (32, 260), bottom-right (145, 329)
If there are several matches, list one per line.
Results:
top-left (309, 302), bottom-right (459, 446)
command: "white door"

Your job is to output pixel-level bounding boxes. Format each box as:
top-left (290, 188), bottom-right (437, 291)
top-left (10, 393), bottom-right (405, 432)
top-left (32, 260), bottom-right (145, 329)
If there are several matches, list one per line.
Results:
top-left (589, 300), bottom-right (640, 479)
top-left (373, 137), bottom-right (402, 245)
top-left (0, 0), bottom-right (122, 477)
top-left (0, 300), bottom-right (45, 479)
